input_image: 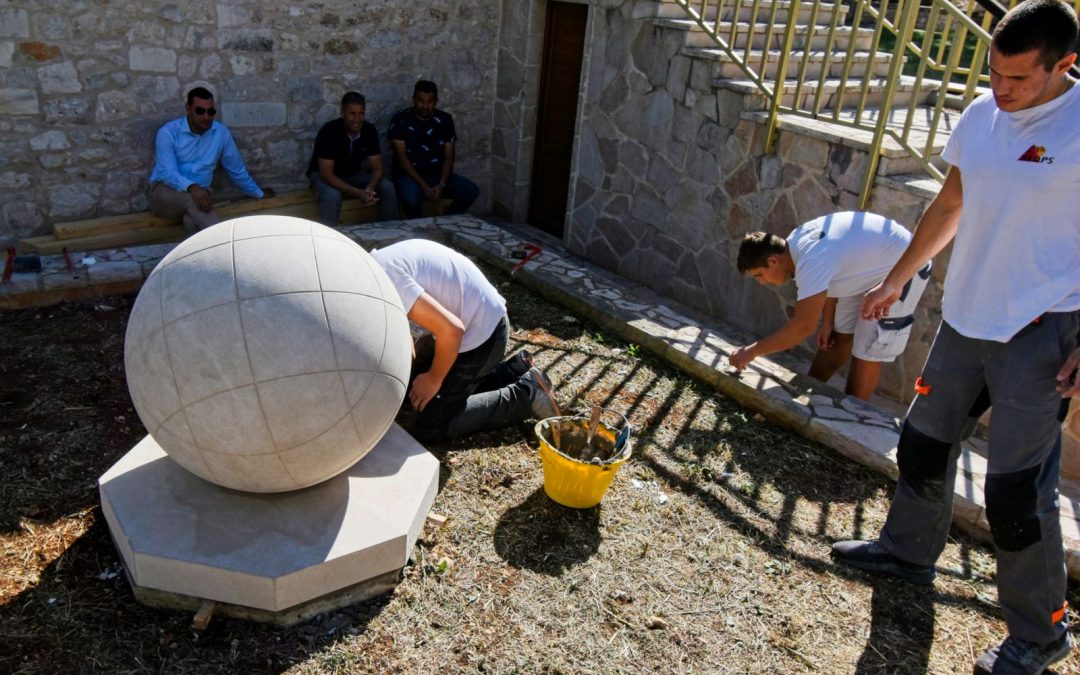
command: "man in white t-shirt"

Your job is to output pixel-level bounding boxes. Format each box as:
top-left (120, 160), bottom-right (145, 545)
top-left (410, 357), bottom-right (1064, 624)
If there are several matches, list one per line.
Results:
top-left (832, 1), bottom-right (1080, 672)
top-left (371, 239), bottom-right (558, 441)
top-left (729, 211), bottom-right (929, 400)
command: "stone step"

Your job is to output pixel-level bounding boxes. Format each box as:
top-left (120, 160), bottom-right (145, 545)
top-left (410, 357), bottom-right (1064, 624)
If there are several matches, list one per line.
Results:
top-left (743, 104), bottom-right (960, 174)
top-left (716, 76), bottom-right (936, 113)
top-left (656, 0), bottom-right (847, 25)
top-left (684, 46), bottom-right (897, 79)
top-left (656, 17), bottom-right (874, 51)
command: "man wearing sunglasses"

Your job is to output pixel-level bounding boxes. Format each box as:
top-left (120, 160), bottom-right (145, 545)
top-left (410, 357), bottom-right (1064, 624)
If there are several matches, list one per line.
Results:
top-left (148, 86), bottom-right (275, 233)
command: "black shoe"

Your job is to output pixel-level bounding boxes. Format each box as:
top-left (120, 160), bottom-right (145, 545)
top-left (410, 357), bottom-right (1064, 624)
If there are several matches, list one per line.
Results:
top-left (973, 632), bottom-right (1072, 674)
top-left (830, 539), bottom-right (936, 585)
top-left (506, 349), bottom-right (535, 378)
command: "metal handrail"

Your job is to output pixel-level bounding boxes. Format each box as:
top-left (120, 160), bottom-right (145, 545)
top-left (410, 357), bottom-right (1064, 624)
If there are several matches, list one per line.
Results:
top-left (667, 0), bottom-right (1080, 207)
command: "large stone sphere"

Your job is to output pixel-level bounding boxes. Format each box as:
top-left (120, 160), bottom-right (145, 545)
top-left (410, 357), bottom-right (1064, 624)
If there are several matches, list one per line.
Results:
top-left (124, 216), bottom-right (411, 492)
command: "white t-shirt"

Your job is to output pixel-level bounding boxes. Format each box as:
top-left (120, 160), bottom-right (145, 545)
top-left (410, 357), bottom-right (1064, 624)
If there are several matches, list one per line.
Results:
top-left (371, 239), bottom-right (507, 353)
top-left (788, 211), bottom-right (912, 300)
top-left (940, 84), bottom-right (1080, 341)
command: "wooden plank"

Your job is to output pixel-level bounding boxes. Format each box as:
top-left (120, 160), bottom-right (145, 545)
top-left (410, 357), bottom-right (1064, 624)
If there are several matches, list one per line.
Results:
top-left (23, 226), bottom-right (186, 255)
top-left (192, 600), bottom-right (216, 631)
top-left (53, 190), bottom-right (319, 240)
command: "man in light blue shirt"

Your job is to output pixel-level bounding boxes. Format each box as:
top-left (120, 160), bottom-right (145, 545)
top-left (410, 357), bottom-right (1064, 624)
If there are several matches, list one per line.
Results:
top-left (148, 87), bottom-right (274, 233)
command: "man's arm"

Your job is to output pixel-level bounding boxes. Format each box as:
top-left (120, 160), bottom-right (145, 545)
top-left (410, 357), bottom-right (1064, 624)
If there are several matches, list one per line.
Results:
top-left (318, 158), bottom-right (377, 205)
top-left (862, 166), bottom-right (963, 318)
top-left (433, 142), bottom-right (455, 200)
top-left (367, 154), bottom-right (385, 198)
top-left (729, 291), bottom-right (828, 369)
top-left (817, 296), bottom-right (839, 350)
top-left (219, 129), bottom-right (266, 199)
top-left (391, 139), bottom-right (437, 199)
top-left (1059, 346), bottom-right (1080, 398)
top-left (151, 125), bottom-right (195, 193)
top-left (406, 292), bottom-right (465, 411)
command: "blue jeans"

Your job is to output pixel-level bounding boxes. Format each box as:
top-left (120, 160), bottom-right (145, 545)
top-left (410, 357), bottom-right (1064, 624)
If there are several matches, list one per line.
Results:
top-left (309, 170), bottom-right (398, 226)
top-left (408, 318), bottom-right (533, 441)
top-left (394, 171), bottom-right (479, 219)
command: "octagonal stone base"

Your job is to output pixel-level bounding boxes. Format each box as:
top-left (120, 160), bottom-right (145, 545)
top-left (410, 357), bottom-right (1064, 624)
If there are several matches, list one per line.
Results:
top-left (99, 423), bottom-right (439, 624)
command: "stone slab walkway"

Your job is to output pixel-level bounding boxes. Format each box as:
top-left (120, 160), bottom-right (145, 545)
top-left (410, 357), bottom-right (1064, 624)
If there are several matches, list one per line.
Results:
top-left (5, 214), bottom-right (1080, 578)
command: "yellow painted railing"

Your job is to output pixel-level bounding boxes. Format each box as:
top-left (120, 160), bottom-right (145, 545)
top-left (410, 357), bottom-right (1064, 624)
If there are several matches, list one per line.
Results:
top-left (669, 0), bottom-right (1080, 206)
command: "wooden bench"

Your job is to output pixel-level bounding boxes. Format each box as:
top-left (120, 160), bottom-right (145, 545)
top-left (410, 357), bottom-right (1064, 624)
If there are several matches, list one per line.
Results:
top-left (18, 189), bottom-right (450, 255)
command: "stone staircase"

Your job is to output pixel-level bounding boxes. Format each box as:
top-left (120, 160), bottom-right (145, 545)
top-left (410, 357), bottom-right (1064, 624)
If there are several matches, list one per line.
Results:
top-left (651, 0), bottom-right (981, 193)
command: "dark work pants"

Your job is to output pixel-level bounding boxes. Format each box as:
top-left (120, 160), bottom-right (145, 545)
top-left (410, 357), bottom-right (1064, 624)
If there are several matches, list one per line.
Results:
top-left (409, 317), bottom-right (533, 441)
top-left (880, 312), bottom-right (1079, 643)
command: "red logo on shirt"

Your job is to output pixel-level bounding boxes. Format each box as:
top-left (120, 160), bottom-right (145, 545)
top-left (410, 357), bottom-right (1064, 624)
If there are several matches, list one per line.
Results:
top-left (1017, 145), bottom-right (1053, 163)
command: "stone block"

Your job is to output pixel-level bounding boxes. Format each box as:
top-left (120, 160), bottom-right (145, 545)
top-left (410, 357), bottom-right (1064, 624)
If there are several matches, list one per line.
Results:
top-left (0, 171), bottom-right (30, 189)
top-left (220, 102), bottom-right (286, 127)
top-left (49, 183), bottom-right (100, 218)
top-left (0, 8), bottom-right (29, 38)
top-left (99, 424), bottom-right (439, 617)
top-left (129, 46), bottom-right (177, 73)
top-left (19, 41), bottom-right (61, 62)
top-left (96, 90), bottom-right (139, 121)
top-left (43, 96), bottom-right (91, 124)
top-left (0, 87), bottom-right (38, 115)
top-left (2, 200), bottom-right (44, 235)
top-left (780, 133), bottom-right (829, 170)
top-left (38, 61), bottom-right (82, 94)
top-left (0, 40), bottom-right (12, 68)
top-left (217, 4), bottom-right (254, 28)
top-left (29, 130), bottom-right (69, 151)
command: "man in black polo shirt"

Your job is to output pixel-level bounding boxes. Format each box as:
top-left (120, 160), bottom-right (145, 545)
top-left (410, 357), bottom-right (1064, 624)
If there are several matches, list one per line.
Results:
top-left (308, 91), bottom-right (397, 226)
top-left (388, 80), bottom-right (479, 218)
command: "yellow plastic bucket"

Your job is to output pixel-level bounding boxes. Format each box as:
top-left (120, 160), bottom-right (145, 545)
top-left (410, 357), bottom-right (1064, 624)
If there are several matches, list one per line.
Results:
top-left (535, 412), bottom-right (632, 509)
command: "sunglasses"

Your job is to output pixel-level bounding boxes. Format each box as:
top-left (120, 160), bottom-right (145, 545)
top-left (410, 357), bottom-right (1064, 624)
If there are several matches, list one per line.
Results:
top-left (193, 106), bottom-right (217, 116)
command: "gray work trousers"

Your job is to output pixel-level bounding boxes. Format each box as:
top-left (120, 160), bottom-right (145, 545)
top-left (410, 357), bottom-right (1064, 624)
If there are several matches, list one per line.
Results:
top-left (308, 171), bottom-right (398, 226)
top-left (880, 312), bottom-right (1079, 643)
top-left (148, 182), bottom-right (220, 234)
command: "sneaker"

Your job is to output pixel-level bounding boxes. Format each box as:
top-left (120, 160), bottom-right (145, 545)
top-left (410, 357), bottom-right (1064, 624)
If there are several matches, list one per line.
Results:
top-left (830, 540), bottom-right (936, 585)
top-left (522, 367), bottom-right (559, 420)
top-left (973, 632), bottom-right (1072, 674)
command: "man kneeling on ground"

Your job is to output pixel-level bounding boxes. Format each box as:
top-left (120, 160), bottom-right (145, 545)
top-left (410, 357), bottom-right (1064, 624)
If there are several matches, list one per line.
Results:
top-left (729, 211), bottom-right (930, 400)
top-left (372, 239), bottom-right (558, 441)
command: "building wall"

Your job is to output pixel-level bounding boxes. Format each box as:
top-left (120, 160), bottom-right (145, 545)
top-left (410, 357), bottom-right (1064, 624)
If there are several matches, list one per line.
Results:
top-left (0, 0), bottom-right (500, 244)
top-left (564, 1), bottom-right (940, 402)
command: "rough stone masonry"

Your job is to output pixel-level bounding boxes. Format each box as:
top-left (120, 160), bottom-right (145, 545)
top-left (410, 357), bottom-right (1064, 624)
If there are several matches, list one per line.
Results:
top-left (0, 0), bottom-right (500, 245)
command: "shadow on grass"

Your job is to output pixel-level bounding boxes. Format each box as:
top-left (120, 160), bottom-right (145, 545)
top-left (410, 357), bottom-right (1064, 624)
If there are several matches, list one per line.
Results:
top-left (493, 488), bottom-right (601, 575)
top-left (0, 514), bottom-right (393, 674)
top-left (855, 580), bottom-right (936, 674)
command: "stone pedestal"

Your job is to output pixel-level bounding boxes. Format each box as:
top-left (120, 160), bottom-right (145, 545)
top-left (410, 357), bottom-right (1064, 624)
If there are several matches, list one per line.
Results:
top-left (98, 423), bottom-right (439, 625)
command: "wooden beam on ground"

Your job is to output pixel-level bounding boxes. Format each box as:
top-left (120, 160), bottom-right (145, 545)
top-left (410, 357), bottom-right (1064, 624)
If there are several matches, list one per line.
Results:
top-left (192, 600), bottom-right (216, 631)
top-left (21, 226), bottom-right (186, 255)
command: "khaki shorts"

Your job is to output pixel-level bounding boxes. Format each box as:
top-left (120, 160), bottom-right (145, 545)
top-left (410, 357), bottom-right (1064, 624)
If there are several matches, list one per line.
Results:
top-left (832, 262), bottom-right (932, 363)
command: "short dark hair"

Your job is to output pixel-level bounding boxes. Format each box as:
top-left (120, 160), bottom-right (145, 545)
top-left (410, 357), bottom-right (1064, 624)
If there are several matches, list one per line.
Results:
top-left (414, 80), bottom-right (438, 97)
top-left (341, 91), bottom-right (366, 108)
top-left (186, 87), bottom-right (214, 105)
top-left (992, 0), bottom-right (1079, 70)
top-left (736, 232), bottom-right (787, 274)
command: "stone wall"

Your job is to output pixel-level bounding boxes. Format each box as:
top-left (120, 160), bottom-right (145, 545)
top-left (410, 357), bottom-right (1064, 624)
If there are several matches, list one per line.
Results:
top-left (565, 1), bottom-right (940, 402)
top-left (0, 0), bottom-right (499, 244)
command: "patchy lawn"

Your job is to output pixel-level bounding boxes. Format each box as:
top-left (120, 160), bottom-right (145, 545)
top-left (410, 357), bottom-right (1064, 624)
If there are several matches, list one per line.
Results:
top-left (1, 261), bottom-right (1076, 674)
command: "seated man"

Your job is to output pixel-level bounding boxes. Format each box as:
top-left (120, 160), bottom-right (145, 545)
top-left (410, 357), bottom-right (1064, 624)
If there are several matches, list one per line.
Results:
top-left (148, 86), bottom-right (274, 233)
top-left (371, 238), bottom-right (557, 442)
top-left (388, 80), bottom-right (479, 218)
top-left (308, 91), bottom-right (398, 226)
top-left (729, 211), bottom-right (931, 400)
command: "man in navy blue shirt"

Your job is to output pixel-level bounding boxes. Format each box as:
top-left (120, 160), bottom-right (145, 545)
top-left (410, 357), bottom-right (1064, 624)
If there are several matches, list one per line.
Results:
top-left (388, 80), bottom-right (479, 218)
top-left (308, 91), bottom-right (397, 226)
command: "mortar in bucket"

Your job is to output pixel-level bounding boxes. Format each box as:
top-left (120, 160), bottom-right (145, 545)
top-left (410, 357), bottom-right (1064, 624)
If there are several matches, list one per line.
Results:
top-left (534, 408), bottom-right (632, 509)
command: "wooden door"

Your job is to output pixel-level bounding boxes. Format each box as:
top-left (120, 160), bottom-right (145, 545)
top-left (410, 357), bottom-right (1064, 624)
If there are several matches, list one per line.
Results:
top-left (528, 1), bottom-right (588, 237)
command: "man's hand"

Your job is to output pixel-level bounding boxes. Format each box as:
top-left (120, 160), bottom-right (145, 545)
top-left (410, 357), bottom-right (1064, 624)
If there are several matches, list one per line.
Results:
top-left (188, 184), bottom-right (213, 212)
top-left (409, 371), bottom-right (443, 412)
top-left (729, 346), bottom-right (756, 370)
top-left (357, 186), bottom-right (379, 206)
top-left (861, 281), bottom-right (903, 320)
top-left (422, 182), bottom-right (440, 200)
top-left (260, 187), bottom-right (276, 200)
top-left (817, 323), bottom-right (837, 351)
top-left (1058, 346), bottom-right (1080, 398)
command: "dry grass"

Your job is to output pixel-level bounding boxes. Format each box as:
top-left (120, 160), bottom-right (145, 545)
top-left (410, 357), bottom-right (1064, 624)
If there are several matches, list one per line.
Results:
top-left (0, 263), bottom-right (1077, 674)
